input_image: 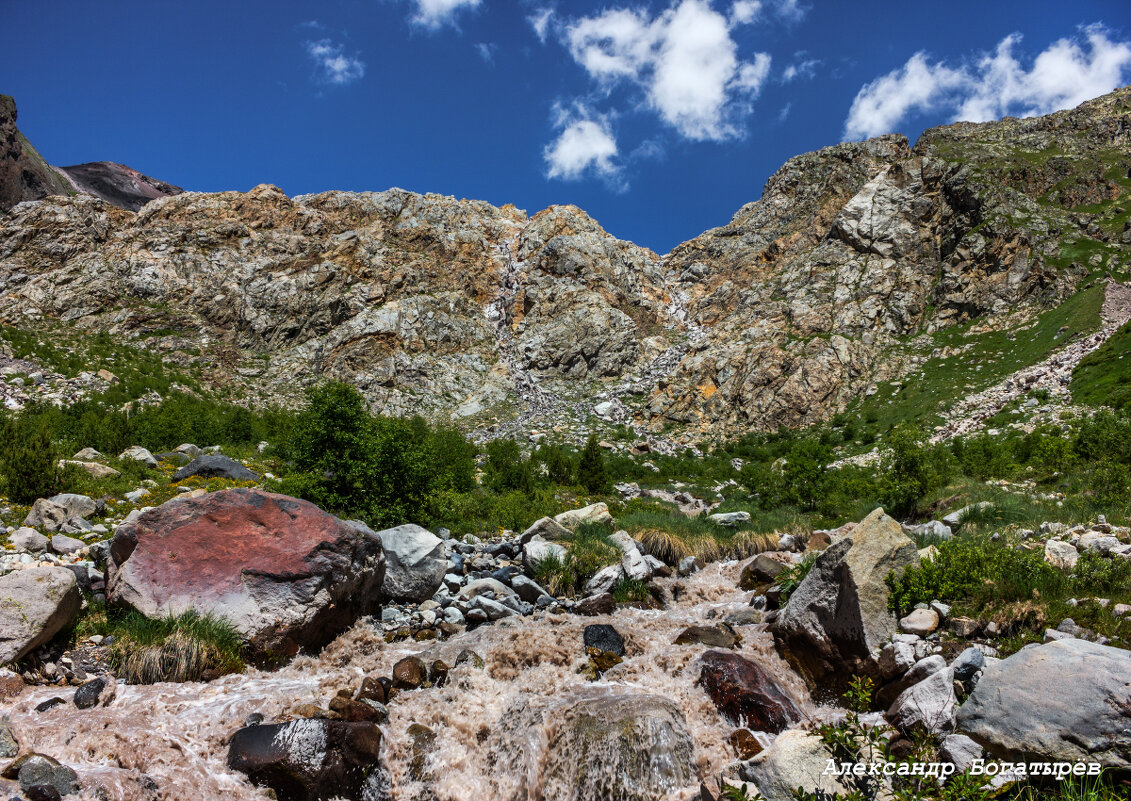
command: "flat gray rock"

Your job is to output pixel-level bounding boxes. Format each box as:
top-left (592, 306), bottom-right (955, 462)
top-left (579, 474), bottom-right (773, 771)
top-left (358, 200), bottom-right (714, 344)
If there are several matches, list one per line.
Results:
top-left (956, 639), bottom-right (1131, 768)
top-left (0, 567), bottom-right (81, 663)
top-left (172, 453), bottom-right (259, 482)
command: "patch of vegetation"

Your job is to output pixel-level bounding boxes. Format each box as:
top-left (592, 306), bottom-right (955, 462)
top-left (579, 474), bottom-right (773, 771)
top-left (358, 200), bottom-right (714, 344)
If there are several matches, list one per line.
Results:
top-left (1072, 319), bottom-right (1131, 413)
top-left (528, 523), bottom-right (622, 597)
top-left (886, 536), bottom-right (1131, 651)
top-left (786, 674), bottom-right (1130, 801)
top-left (78, 608), bottom-right (245, 684)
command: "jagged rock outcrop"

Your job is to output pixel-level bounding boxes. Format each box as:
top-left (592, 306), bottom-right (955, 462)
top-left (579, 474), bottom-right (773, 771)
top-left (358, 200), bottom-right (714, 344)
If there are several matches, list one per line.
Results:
top-left (0, 95), bottom-right (73, 211)
top-left (0, 89), bottom-right (1127, 438)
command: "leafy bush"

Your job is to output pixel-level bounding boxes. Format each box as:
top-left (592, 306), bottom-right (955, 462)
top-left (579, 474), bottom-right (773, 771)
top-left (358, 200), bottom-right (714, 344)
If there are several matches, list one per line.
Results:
top-left (577, 433), bottom-right (609, 493)
top-left (776, 552), bottom-right (818, 603)
top-left (280, 381), bottom-right (477, 527)
top-left (879, 424), bottom-right (954, 518)
top-left (483, 439), bottom-right (534, 494)
top-left (885, 537), bottom-right (1062, 617)
top-left (0, 410), bottom-right (59, 503)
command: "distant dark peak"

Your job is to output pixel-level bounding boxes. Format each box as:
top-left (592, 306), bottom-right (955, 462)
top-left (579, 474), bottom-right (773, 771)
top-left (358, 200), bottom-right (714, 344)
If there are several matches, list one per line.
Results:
top-left (0, 94), bottom-right (182, 213)
top-left (55, 161), bottom-right (183, 212)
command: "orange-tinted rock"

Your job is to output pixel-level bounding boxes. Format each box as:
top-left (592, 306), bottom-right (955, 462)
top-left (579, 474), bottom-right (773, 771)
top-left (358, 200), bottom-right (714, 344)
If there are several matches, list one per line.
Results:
top-left (108, 489), bottom-right (385, 662)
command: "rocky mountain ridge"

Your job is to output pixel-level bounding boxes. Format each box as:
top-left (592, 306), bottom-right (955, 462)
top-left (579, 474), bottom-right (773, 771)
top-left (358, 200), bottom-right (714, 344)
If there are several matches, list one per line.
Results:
top-left (1, 88), bottom-right (1129, 443)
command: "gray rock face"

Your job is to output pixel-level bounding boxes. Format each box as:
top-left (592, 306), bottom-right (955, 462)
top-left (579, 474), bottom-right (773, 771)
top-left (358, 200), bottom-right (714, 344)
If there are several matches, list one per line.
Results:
top-left (1, 89), bottom-right (1127, 439)
top-left (0, 567), bottom-right (81, 663)
top-left (172, 453), bottom-right (259, 482)
top-left (375, 524), bottom-right (447, 603)
top-left (886, 667), bottom-right (957, 734)
top-left (956, 639), bottom-right (1131, 768)
top-left (773, 508), bottom-right (918, 689)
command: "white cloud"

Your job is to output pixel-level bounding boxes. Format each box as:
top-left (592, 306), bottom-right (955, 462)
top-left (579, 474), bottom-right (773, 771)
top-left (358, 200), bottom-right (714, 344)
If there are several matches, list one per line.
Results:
top-left (544, 107), bottom-right (620, 181)
top-left (562, 0), bottom-right (772, 141)
top-left (528, 7), bottom-right (554, 43)
top-left (730, 0), bottom-right (761, 26)
top-left (782, 55), bottom-right (819, 82)
top-left (475, 42), bottom-right (497, 63)
top-left (843, 53), bottom-right (966, 140)
top-left (305, 39), bottom-right (367, 85)
top-left (845, 24), bottom-right (1131, 140)
top-left (408, 0), bottom-right (481, 29)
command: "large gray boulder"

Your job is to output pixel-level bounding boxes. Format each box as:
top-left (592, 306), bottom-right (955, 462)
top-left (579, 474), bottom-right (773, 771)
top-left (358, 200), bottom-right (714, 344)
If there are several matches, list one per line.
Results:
top-left (956, 639), bottom-right (1131, 768)
top-left (47, 494), bottom-right (97, 520)
top-left (0, 567), bottom-right (81, 663)
top-left (375, 524), bottom-right (447, 603)
top-left (773, 508), bottom-right (918, 689)
top-left (740, 729), bottom-right (873, 801)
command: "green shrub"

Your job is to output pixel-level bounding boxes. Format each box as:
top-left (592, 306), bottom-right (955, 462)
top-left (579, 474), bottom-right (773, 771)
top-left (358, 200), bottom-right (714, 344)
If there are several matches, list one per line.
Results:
top-left (577, 434), bottom-right (609, 493)
top-left (483, 439), bottom-right (535, 494)
top-left (0, 411), bottom-right (59, 503)
top-left (880, 424), bottom-right (954, 518)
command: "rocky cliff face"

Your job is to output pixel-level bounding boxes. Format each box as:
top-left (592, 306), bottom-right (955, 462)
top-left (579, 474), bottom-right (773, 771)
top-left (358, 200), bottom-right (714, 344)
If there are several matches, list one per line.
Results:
top-left (0, 89), bottom-right (1128, 441)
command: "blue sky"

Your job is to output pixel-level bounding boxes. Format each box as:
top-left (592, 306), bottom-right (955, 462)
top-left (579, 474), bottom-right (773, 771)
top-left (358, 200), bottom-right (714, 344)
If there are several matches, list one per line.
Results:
top-left (2, 0), bottom-right (1130, 252)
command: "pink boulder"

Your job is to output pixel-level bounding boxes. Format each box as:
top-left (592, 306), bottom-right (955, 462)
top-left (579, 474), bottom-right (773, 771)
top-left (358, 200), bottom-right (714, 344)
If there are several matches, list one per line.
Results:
top-left (108, 489), bottom-right (385, 661)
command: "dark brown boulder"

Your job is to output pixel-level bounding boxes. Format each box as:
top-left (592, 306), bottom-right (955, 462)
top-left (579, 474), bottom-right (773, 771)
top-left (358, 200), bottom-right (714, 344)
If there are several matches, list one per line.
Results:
top-left (698, 651), bottom-right (804, 733)
top-left (392, 656), bottom-right (427, 690)
top-left (107, 489), bottom-right (385, 662)
top-left (739, 553), bottom-right (790, 590)
top-left (228, 719), bottom-right (390, 801)
top-left (576, 593), bottom-right (616, 616)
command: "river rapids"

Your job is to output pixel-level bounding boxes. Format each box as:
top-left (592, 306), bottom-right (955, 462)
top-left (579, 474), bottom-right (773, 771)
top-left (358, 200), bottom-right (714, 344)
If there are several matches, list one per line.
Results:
top-left (2, 562), bottom-right (816, 801)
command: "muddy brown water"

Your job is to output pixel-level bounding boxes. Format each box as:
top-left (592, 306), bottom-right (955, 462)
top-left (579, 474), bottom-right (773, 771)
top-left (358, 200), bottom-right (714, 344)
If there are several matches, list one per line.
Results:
top-left (3, 562), bottom-right (817, 800)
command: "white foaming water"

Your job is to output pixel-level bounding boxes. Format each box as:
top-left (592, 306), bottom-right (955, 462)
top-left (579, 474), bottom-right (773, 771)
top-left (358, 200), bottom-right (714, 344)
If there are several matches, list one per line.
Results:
top-left (4, 562), bottom-right (813, 800)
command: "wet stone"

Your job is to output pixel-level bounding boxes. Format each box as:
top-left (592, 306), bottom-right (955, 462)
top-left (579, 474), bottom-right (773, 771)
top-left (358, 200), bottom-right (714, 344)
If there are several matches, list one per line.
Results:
top-left (674, 624), bottom-right (740, 649)
top-left (392, 656), bottom-right (427, 690)
top-left (34, 698), bottom-right (65, 713)
top-left (575, 593), bottom-right (616, 616)
top-left (582, 624), bottom-right (625, 656)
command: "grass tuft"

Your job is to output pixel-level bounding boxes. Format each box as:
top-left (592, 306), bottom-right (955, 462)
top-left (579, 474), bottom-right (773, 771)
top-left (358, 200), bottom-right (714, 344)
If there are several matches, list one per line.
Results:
top-left (81, 608), bottom-right (245, 684)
